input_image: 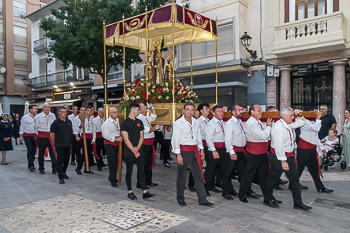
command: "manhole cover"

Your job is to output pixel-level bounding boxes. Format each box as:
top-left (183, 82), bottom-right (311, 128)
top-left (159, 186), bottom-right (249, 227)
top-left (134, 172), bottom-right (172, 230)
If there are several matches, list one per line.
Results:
top-left (313, 198), bottom-right (350, 209)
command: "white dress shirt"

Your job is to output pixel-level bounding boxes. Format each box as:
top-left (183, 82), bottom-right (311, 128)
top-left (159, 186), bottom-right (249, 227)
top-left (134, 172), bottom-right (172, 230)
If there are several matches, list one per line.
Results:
top-left (34, 112), bottom-right (56, 133)
top-left (205, 116), bottom-right (225, 152)
top-left (101, 117), bottom-right (120, 142)
top-left (19, 113), bottom-right (36, 134)
top-left (171, 116), bottom-right (203, 154)
top-left (68, 114), bottom-right (78, 122)
top-left (163, 127), bottom-right (172, 140)
top-left (271, 119), bottom-right (305, 161)
top-left (92, 115), bottom-right (105, 142)
top-left (193, 116), bottom-right (209, 142)
top-left (245, 116), bottom-right (271, 142)
top-left (225, 116), bottom-right (246, 155)
top-left (137, 113), bottom-right (156, 139)
top-left (299, 119), bottom-right (322, 145)
top-left (73, 115), bottom-right (94, 135)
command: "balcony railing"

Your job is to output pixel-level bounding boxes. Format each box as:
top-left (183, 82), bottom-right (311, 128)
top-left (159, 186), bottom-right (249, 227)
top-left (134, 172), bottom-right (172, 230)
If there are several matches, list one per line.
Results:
top-left (33, 38), bottom-right (55, 53)
top-left (31, 69), bottom-right (93, 89)
top-left (273, 11), bottom-right (346, 55)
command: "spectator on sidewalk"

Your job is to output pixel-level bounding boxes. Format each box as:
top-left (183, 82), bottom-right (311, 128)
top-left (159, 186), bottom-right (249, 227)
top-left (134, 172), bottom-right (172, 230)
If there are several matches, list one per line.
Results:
top-left (12, 113), bottom-right (21, 145)
top-left (318, 105), bottom-right (336, 140)
top-left (0, 113), bottom-right (13, 165)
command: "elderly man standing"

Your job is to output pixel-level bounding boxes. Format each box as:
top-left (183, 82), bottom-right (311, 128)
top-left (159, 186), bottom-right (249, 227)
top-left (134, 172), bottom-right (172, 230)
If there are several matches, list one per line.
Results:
top-left (34, 103), bottom-right (57, 174)
top-left (92, 108), bottom-right (107, 171)
top-left (265, 107), bottom-right (312, 210)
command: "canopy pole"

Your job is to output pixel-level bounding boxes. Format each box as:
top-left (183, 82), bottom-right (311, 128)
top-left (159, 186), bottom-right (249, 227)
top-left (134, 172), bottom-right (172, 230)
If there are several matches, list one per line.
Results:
top-left (190, 41), bottom-right (193, 91)
top-left (145, 6), bottom-right (149, 101)
top-left (215, 17), bottom-right (218, 105)
top-left (103, 21), bottom-right (107, 106)
top-left (123, 14), bottom-right (126, 93)
top-left (172, 0), bottom-right (176, 122)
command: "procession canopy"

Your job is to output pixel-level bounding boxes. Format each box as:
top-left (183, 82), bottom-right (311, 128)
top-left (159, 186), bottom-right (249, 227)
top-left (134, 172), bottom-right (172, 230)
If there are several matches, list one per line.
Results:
top-left (104, 3), bottom-right (218, 52)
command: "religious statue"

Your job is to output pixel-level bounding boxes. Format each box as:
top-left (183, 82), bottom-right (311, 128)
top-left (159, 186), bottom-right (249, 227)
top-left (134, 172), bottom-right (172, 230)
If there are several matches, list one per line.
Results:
top-left (144, 52), bottom-right (153, 81)
top-left (152, 40), bottom-right (165, 86)
top-left (164, 56), bottom-right (174, 82)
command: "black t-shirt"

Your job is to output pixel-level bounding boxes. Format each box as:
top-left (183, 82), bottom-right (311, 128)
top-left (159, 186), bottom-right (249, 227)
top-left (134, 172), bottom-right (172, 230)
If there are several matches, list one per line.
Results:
top-left (319, 114), bottom-right (336, 139)
top-left (120, 117), bottom-right (144, 158)
top-left (50, 118), bottom-right (72, 147)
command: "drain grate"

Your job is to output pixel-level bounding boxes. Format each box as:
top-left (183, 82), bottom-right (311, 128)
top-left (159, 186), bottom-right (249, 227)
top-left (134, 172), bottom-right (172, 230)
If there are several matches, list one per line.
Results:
top-left (313, 198), bottom-right (350, 209)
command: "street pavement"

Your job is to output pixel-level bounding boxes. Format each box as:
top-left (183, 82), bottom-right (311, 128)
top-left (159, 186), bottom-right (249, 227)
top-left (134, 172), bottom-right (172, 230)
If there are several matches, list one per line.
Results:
top-left (0, 141), bottom-right (350, 232)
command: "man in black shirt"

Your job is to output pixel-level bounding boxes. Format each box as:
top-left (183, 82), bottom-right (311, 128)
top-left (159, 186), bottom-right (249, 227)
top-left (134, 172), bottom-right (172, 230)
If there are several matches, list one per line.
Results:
top-left (318, 105), bottom-right (337, 139)
top-left (50, 106), bottom-right (72, 184)
top-left (120, 102), bottom-right (155, 200)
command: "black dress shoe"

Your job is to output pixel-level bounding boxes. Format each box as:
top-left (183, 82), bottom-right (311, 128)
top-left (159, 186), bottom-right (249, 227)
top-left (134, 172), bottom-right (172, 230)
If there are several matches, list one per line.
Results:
top-left (222, 194), bottom-right (233, 200)
top-left (75, 168), bottom-right (82, 175)
top-left (279, 179), bottom-right (288, 185)
top-left (127, 192), bottom-right (137, 200)
top-left (209, 187), bottom-right (222, 193)
top-left (84, 170), bottom-right (94, 174)
top-left (239, 196), bottom-right (248, 203)
top-left (247, 192), bottom-right (263, 199)
top-left (230, 189), bottom-right (238, 196)
top-left (70, 161), bottom-right (76, 166)
top-left (143, 191), bottom-right (155, 199)
top-left (188, 186), bottom-right (196, 192)
top-left (63, 174), bottom-right (69, 179)
top-left (29, 167), bottom-right (36, 172)
top-left (199, 200), bottom-right (214, 206)
top-left (299, 184), bottom-right (309, 190)
top-left (149, 183), bottom-right (158, 187)
top-left (39, 170), bottom-right (45, 174)
top-left (263, 200), bottom-right (279, 208)
top-left (111, 181), bottom-right (118, 187)
top-left (273, 185), bottom-right (284, 191)
top-left (317, 188), bottom-right (334, 193)
top-left (97, 167), bottom-right (102, 171)
top-left (294, 203), bottom-right (312, 210)
top-left (59, 178), bottom-right (65, 184)
top-left (206, 190), bottom-right (211, 197)
top-left (274, 199), bottom-right (283, 204)
top-left (178, 200), bottom-right (187, 206)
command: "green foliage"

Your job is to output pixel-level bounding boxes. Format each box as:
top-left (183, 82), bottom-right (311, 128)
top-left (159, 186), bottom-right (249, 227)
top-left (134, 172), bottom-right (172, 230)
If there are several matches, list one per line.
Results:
top-left (40, 0), bottom-right (165, 79)
top-left (134, 0), bottom-right (167, 14)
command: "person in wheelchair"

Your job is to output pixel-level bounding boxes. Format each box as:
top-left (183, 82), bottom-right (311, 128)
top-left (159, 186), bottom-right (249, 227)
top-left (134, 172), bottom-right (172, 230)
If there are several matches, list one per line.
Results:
top-left (321, 128), bottom-right (340, 167)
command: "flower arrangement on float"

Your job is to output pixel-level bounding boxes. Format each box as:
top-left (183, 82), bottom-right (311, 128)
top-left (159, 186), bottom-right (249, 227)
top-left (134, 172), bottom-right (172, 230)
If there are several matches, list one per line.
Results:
top-left (119, 78), bottom-right (200, 110)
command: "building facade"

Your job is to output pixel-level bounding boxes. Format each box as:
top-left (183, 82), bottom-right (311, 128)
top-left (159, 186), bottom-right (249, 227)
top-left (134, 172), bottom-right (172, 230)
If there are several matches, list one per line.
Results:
top-left (265, 0), bottom-right (349, 131)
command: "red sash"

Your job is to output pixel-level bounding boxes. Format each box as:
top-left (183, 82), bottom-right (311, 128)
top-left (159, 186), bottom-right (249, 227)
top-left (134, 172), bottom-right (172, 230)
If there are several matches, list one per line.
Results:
top-left (104, 139), bottom-right (119, 146)
top-left (37, 131), bottom-right (50, 138)
top-left (143, 137), bottom-right (156, 169)
top-left (96, 132), bottom-right (103, 138)
top-left (214, 142), bottom-right (225, 148)
top-left (246, 141), bottom-right (269, 155)
top-left (202, 140), bottom-right (207, 147)
top-left (81, 133), bottom-right (93, 139)
top-left (297, 138), bottom-right (323, 178)
top-left (270, 147), bottom-right (296, 166)
top-left (180, 145), bottom-right (205, 183)
top-left (23, 133), bottom-right (36, 137)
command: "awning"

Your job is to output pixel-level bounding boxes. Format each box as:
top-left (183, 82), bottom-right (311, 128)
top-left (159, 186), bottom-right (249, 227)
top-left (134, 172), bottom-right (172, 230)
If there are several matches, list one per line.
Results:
top-left (49, 99), bottom-right (81, 107)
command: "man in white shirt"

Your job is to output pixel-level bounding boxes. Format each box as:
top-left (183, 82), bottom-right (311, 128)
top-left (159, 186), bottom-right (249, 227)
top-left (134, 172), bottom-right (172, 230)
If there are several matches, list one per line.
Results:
top-left (19, 105), bottom-right (38, 172)
top-left (204, 105), bottom-right (226, 197)
top-left (172, 102), bottom-right (213, 206)
top-left (92, 108), bottom-right (107, 171)
top-left (297, 111), bottom-right (334, 193)
top-left (238, 104), bottom-right (272, 203)
top-left (68, 105), bottom-right (79, 166)
top-left (34, 103), bottom-right (57, 174)
top-left (265, 107), bottom-right (312, 210)
top-left (102, 107), bottom-right (123, 188)
top-left (137, 103), bottom-right (160, 187)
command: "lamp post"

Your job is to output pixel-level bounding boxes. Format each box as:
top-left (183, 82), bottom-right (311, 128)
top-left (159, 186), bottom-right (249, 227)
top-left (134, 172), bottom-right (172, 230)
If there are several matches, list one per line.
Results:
top-left (240, 32), bottom-right (257, 59)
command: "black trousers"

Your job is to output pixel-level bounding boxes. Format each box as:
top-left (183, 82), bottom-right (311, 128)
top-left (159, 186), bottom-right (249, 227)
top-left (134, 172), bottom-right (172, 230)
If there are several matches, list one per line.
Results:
top-left (23, 136), bottom-right (36, 169)
top-left (105, 144), bottom-right (119, 182)
top-left (56, 146), bottom-right (70, 179)
top-left (95, 137), bottom-right (106, 167)
top-left (297, 147), bottom-right (325, 190)
top-left (153, 131), bottom-right (164, 157)
top-left (221, 151), bottom-right (245, 195)
top-left (238, 151), bottom-right (269, 198)
top-left (142, 144), bottom-right (154, 185)
top-left (37, 137), bottom-right (57, 172)
top-left (161, 139), bottom-right (171, 164)
top-left (77, 138), bottom-right (93, 170)
top-left (125, 152), bottom-right (147, 191)
top-left (266, 152), bottom-right (302, 204)
top-left (177, 150), bottom-right (207, 204)
top-left (204, 147), bottom-right (226, 191)
top-left (70, 133), bottom-right (76, 163)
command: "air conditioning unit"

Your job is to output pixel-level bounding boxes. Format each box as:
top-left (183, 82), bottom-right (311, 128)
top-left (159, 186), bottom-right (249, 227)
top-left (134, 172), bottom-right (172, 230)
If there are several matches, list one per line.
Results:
top-left (64, 93), bottom-right (71, 100)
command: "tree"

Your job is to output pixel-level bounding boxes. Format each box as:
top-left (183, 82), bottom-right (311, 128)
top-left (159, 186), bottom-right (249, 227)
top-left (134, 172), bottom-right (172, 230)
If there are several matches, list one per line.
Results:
top-left (40, 0), bottom-right (166, 80)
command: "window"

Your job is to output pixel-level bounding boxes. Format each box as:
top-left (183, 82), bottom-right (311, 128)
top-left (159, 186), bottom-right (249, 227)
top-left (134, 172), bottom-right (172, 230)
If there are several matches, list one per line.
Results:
top-left (0, 20), bottom-right (3, 42)
top-left (14, 48), bottom-right (27, 68)
top-left (13, 0), bottom-right (26, 19)
top-left (0, 0), bottom-right (2, 16)
top-left (14, 75), bottom-right (27, 93)
top-left (0, 47), bottom-right (3, 65)
top-left (295, 0), bottom-right (329, 20)
top-left (14, 25), bottom-right (27, 44)
top-left (0, 74), bottom-right (4, 92)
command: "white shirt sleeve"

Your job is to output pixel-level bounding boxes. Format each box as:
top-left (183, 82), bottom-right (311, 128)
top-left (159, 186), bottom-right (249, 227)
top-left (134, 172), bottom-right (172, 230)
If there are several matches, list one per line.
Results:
top-left (205, 123), bottom-right (216, 152)
top-left (171, 121), bottom-right (181, 154)
top-left (224, 122), bottom-right (235, 155)
top-left (273, 128), bottom-right (287, 161)
top-left (249, 123), bottom-right (271, 140)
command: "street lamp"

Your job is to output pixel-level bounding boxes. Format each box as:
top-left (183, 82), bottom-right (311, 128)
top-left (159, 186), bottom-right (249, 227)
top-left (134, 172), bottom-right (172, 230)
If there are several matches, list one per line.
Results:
top-left (240, 32), bottom-right (257, 59)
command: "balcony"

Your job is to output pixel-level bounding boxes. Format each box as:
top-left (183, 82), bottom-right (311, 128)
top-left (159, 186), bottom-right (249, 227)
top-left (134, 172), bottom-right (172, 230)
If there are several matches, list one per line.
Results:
top-left (31, 69), bottom-right (93, 89)
top-left (33, 38), bottom-right (55, 53)
top-left (272, 11), bottom-right (346, 56)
